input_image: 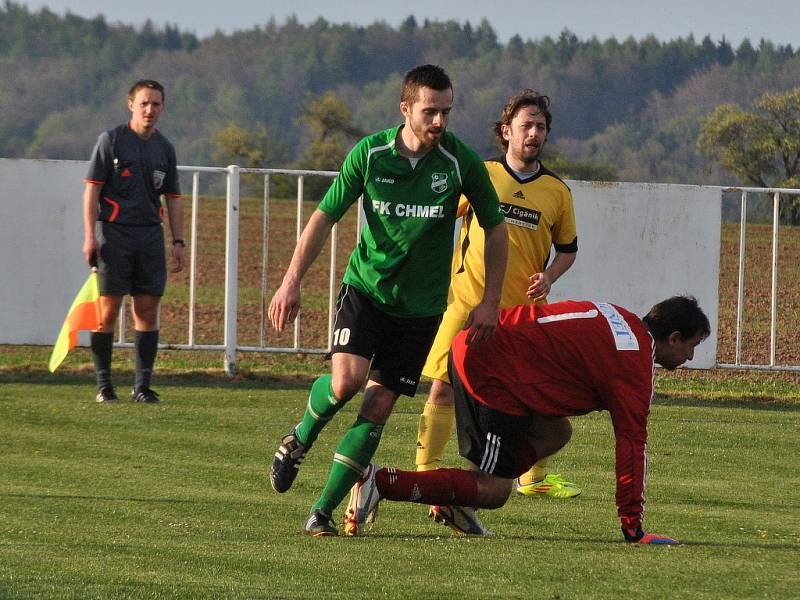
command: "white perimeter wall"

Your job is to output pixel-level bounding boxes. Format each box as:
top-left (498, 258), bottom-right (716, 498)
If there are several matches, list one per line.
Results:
top-left (553, 180), bottom-right (720, 368)
top-left (0, 159), bottom-right (720, 368)
top-left (0, 159), bottom-right (89, 346)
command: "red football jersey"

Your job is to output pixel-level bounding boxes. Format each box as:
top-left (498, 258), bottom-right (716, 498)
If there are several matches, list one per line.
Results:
top-left (451, 300), bottom-right (656, 529)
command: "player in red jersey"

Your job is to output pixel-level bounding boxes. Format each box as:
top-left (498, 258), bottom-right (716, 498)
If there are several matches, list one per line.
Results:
top-left (347, 296), bottom-right (710, 544)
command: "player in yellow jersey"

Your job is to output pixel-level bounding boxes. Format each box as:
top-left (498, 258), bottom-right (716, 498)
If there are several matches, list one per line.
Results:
top-left (415, 89), bottom-right (580, 533)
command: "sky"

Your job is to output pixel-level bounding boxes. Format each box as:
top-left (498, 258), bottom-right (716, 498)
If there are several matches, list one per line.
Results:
top-left (15, 0), bottom-right (800, 48)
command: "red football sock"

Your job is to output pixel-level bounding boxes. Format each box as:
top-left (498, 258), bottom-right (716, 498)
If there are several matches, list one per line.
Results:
top-left (375, 467), bottom-right (479, 506)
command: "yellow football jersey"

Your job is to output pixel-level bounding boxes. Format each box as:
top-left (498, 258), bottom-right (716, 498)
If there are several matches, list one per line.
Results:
top-left (448, 157), bottom-right (577, 312)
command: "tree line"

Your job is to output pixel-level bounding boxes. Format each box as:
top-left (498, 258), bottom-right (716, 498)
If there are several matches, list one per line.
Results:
top-left (2, 1), bottom-right (799, 215)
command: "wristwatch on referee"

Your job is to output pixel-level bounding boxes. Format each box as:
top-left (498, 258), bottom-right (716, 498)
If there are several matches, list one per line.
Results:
top-left (172, 238), bottom-right (186, 247)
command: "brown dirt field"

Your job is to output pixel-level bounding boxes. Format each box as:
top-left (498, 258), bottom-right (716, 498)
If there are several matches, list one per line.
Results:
top-left (717, 223), bottom-right (800, 366)
top-left (152, 195), bottom-right (800, 370)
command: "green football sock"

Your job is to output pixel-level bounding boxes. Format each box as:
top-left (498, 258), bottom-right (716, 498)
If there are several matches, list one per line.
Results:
top-left (294, 374), bottom-right (344, 447)
top-left (312, 416), bottom-right (384, 514)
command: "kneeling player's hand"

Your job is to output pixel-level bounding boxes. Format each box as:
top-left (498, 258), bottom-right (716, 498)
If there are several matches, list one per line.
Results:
top-left (622, 527), bottom-right (679, 545)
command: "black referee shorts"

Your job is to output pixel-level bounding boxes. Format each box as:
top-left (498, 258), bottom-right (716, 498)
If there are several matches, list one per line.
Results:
top-left (96, 221), bottom-right (166, 296)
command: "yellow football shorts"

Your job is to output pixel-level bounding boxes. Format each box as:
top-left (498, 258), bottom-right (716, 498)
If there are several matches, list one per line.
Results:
top-left (421, 303), bottom-right (470, 383)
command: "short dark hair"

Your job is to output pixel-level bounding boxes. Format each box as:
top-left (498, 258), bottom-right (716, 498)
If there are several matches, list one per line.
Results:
top-left (493, 89), bottom-right (552, 149)
top-left (642, 295), bottom-right (711, 342)
top-left (128, 79), bottom-right (165, 102)
top-left (401, 64), bottom-right (452, 104)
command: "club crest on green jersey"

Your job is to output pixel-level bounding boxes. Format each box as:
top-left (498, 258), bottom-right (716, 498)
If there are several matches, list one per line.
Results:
top-left (431, 173), bottom-right (448, 193)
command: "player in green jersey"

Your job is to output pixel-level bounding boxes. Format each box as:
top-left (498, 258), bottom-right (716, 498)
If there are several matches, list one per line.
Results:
top-left (268, 64), bottom-right (509, 536)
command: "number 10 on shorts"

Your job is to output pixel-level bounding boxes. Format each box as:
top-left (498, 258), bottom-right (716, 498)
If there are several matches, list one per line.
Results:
top-left (333, 327), bottom-right (351, 346)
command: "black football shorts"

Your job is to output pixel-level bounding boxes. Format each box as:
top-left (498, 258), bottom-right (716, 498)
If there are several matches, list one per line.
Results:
top-left (330, 284), bottom-right (441, 396)
top-left (96, 221), bottom-right (166, 296)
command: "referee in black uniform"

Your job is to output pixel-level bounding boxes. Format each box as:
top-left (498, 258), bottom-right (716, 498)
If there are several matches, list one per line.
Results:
top-left (82, 80), bottom-right (184, 403)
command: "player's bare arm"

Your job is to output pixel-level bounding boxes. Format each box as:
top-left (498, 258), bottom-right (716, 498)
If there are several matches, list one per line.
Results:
top-left (268, 209), bottom-right (336, 332)
top-left (165, 195), bottom-right (185, 273)
top-left (527, 251), bottom-right (577, 301)
top-left (81, 182), bottom-right (102, 264)
top-left (464, 220), bottom-right (508, 344)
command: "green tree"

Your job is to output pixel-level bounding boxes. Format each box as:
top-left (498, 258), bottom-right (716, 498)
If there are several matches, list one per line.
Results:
top-left (295, 91), bottom-right (365, 199)
top-left (298, 90), bottom-right (365, 146)
top-left (212, 123), bottom-right (275, 167)
top-left (698, 87), bottom-right (800, 223)
top-left (543, 145), bottom-right (617, 182)
top-left (212, 122), bottom-right (289, 196)
top-left (27, 105), bottom-right (98, 159)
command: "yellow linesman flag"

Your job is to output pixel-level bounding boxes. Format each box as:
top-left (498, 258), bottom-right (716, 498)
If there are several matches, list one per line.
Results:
top-left (48, 270), bottom-right (101, 372)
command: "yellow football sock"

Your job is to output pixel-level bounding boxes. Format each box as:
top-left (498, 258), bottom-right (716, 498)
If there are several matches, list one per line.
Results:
top-left (415, 402), bottom-right (455, 471)
top-left (518, 457), bottom-right (551, 486)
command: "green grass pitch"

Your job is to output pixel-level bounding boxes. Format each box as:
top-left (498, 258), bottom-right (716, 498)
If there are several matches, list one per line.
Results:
top-left (1, 369), bottom-right (798, 599)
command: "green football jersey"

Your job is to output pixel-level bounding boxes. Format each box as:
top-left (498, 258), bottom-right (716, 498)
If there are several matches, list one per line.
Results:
top-left (319, 125), bottom-right (503, 317)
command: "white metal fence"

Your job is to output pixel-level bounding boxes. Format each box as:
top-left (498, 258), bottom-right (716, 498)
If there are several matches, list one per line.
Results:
top-left (114, 165), bottom-right (343, 374)
top-left (2, 158), bottom-right (796, 373)
top-left (110, 169), bottom-right (800, 375)
top-left (716, 186), bottom-right (800, 373)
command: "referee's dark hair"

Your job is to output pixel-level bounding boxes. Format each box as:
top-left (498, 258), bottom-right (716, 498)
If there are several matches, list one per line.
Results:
top-left (401, 65), bottom-right (452, 104)
top-left (128, 79), bottom-right (166, 102)
top-left (642, 295), bottom-right (711, 342)
top-left (494, 89), bottom-right (552, 149)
